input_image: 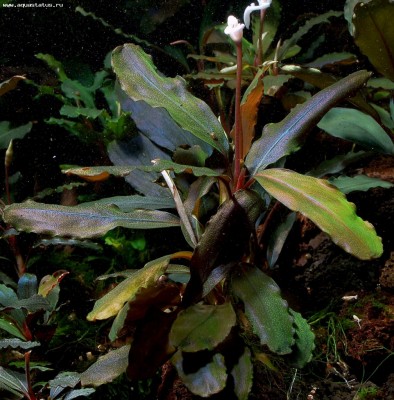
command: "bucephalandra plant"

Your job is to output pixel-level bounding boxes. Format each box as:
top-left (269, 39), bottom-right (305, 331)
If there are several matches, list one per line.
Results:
top-left (2, 0), bottom-right (393, 398)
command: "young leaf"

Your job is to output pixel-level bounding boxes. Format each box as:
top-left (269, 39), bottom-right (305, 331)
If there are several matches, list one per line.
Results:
top-left (87, 255), bottom-right (171, 321)
top-left (231, 347), bottom-right (253, 400)
top-left (170, 302), bottom-right (236, 352)
top-left (171, 351), bottom-right (227, 397)
top-left (245, 70), bottom-right (371, 175)
top-left (231, 265), bottom-right (295, 355)
top-left (318, 107), bottom-right (394, 154)
top-left (255, 168), bottom-right (383, 259)
top-left (111, 44), bottom-right (229, 155)
top-left (3, 200), bottom-right (180, 239)
top-left (80, 345), bottom-right (130, 387)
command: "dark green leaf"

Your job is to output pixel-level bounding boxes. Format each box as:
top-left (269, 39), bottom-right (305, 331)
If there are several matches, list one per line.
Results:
top-left (329, 175), bottom-right (393, 194)
top-left (318, 107), bottom-right (394, 154)
top-left (354, 0), bottom-right (394, 81)
top-left (0, 319), bottom-right (26, 340)
top-left (63, 388), bottom-right (96, 400)
top-left (17, 273), bottom-right (37, 300)
top-left (287, 309), bottom-right (315, 368)
top-left (245, 70), bottom-right (371, 175)
top-left (112, 44), bottom-right (229, 155)
top-left (231, 265), bottom-right (294, 354)
top-left (170, 302), bottom-right (236, 352)
top-left (60, 105), bottom-right (104, 119)
top-left (0, 121), bottom-right (33, 149)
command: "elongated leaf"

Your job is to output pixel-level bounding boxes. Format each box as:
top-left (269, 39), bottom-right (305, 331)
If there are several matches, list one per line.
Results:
top-left (0, 366), bottom-right (29, 397)
top-left (112, 44), bottom-right (229, 155)
top-left (231, 347), bottom-right (253, 400)
top-left (278, 11), bottom-right (343, 60)
top-left (3, 200), bottom-right (180, 238)
top-left (318, 107), bottom-right (394, 154)
top-left (330, 175), bottom-right (393, 194)
top-left (0, 338), bottom-right (40, 349)
top-left (81, 195), bottom-right (175, 211)
top-left (287, 309), bottom-right (315, 368)
top-left (0, 284), bottom-right (18, 306)
top-left (17, 273), bottom-right (37, 300)
top-left (49, 372), bottom-right (81, 399)
top-left (80, 345), bottom-right (130, 387)
top-left (64, 388), bottom-right (96, 400)
top-left (87, 255), bottom-right (171, 321)
top-left (170, 302), bottom-right (236, 352)
top-left (255, 168), bottom-right (383, 259)
top-left (0, 121), bottom-right (32, 149)
top-left (60, 105), bottom-right (104, 119)
top-left (231, 265), bottom-right (294, 354)
top-left (353, 0), bottom-right (394, 81)
top-left (172, 351), bottom-right (227, 398)
top-left (0, 319), bottom-right (26, 340)
top-left (183, 190), bottom-right (265, 305)
top-left (245, 70), bottom-right (371, 175)
top-left (116, 84), bottom-right (212, 154)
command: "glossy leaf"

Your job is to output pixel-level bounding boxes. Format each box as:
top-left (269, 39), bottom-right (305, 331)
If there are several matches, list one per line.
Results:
top-left (63, 388), bottom-right (96, 400)
top-left (255, 168), bottom-right (383, 259)
top-left (231, 265), bottom-right (294, 354)
top-left (0, 318), bottom-right (25, 340)
top-left (330, 175), bottom-right (393, 194)
top-left (80, 195), bottom-right (175, 211)
top-left (240, 70), bottom-right (265, 159)
top-left (172, 351), bottom-right (227, 397)
top-left (87, 255), bottom-right (171, 321)
top-left (80, 345), bottom-right (130, 387)
top-left (231, 347), bottom-right (253, 400)
top-left (183, 190), bottom-right (265, 305)
top-left (112, 43), bottom-right (229, 155)
top-left (3, 200), bottom-right (180, 239)
top-left (170, 302), bottom-right (236, 352)
top-left (0, 366), bottom-right (29, 397)
top-left (116, 84), bottom-right (212, 155)
top-left (245, 70), bottom-right (371, 175)
top-left (287, 309), bottom-right (315, 368)
top-left (353, 0), bottom-right (394, 81)
top-left (318, 107), bottom-right (394, 154)
top-left (49, 372), bottom-right (80, 399)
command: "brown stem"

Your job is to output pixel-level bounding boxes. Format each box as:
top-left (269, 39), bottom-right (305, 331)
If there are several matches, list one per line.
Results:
top-left (25, 351), bottom-right (37, 400)
top-left (233, 41), bottom-right (243, 192)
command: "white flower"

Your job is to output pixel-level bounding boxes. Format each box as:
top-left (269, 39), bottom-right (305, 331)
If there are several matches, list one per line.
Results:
top-left (244, 0), bottom-right (272, 29)
top-left (224, 15), bottom-right (245, 43)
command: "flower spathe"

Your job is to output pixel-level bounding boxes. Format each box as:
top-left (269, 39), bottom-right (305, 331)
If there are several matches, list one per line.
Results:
top-left (224, 15), bottom-right (245, 43)
top-left (243, 0), bottom-right (272, 29)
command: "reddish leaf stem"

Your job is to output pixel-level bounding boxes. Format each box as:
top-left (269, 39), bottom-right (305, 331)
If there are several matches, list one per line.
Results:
top-left (233, 41), bottom-right (244, 191)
